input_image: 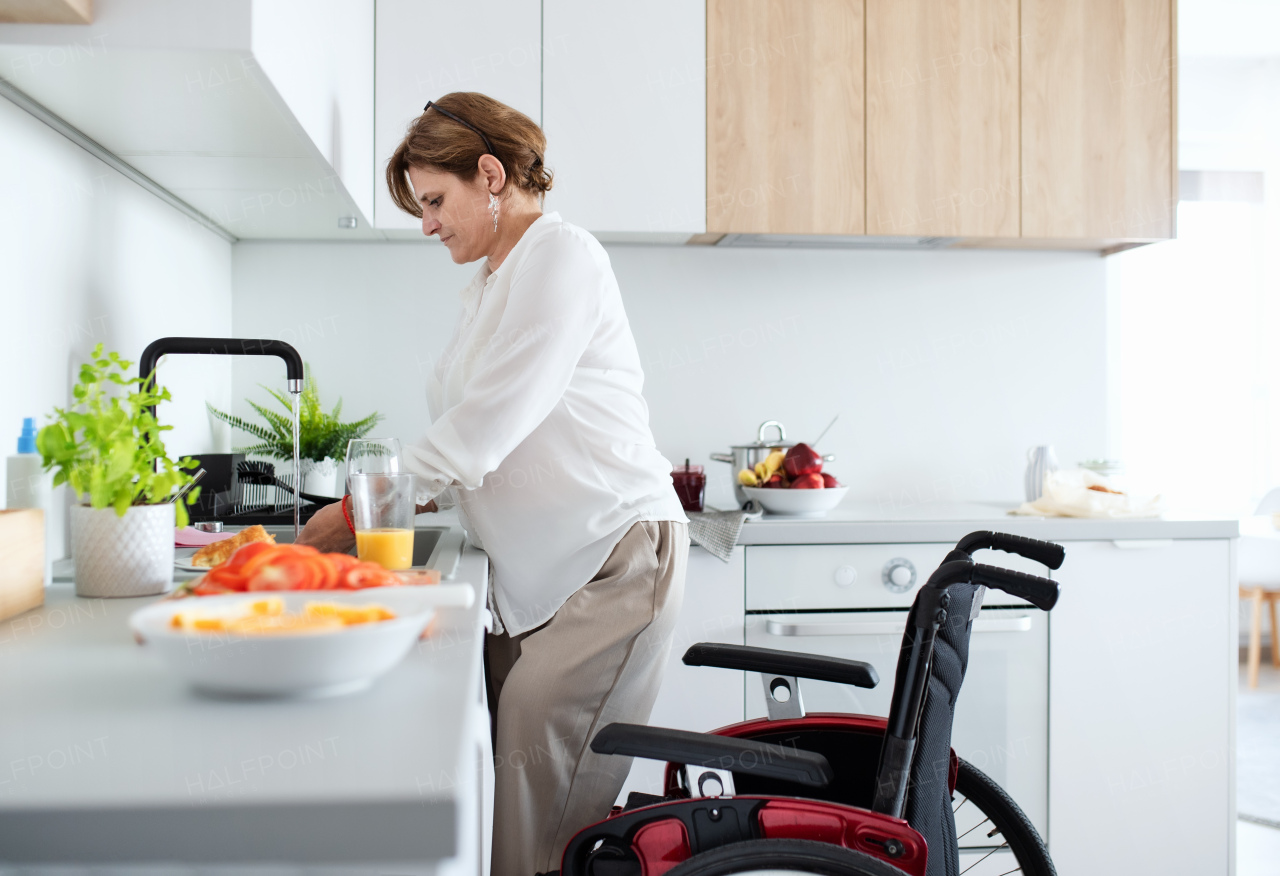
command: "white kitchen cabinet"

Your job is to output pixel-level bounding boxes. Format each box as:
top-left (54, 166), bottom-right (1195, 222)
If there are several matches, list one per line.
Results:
top-left (542, 0), bottom-right (706, 238)
top-left (251, 1), bottom-right (375, 225)
top-left (374, 0), bottom-right (542, 235)
top-left (617, 545), bottom-right (745, 802)
top-left (1049, 538), bottom-right (1236, 875)
top-left (0, 0), bottom-right (379, 239)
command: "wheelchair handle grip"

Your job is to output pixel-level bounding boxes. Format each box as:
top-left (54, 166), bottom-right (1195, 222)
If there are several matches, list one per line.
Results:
top-left (972, 563), bottom-right (1060, 611)
top-left (956, 530), bottom-right (1065, 570)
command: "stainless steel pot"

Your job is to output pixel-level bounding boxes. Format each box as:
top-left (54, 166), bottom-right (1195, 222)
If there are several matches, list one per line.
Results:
top-left (711, 421), bottom-right (835, 507)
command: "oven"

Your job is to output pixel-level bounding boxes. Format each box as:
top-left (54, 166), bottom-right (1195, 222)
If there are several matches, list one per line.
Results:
top-left (744, 542), bottom-right (1050, 839)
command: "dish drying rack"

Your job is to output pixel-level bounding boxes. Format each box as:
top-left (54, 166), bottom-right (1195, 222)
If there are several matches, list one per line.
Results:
top-left (189, 460), bottom-right (326, 526)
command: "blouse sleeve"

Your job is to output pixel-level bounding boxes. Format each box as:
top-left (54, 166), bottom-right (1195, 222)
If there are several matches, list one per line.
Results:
top-left (402, 230), bottom-right (605, 502)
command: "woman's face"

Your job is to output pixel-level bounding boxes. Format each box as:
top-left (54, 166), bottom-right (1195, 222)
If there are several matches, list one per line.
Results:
top-left (408, 162), bottom-right (500, 264)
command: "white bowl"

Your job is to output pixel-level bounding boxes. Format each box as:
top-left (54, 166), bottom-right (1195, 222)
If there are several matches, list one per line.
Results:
top-left (743, 485), bottom-right (849, 518)
top-left (129, 585), bottom-right (473, 698)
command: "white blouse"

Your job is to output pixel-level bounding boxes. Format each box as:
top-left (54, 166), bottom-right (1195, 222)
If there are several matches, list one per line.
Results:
top-left (404, 212), bottom-right (687, 635)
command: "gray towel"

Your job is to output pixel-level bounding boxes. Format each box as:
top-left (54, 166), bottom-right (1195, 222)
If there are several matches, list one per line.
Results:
top-left (687, 503), bottom-right (763, 562)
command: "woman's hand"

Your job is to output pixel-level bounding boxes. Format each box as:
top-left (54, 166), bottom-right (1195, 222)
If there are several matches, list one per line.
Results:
top-left (295, 502), bottom-right (357, 554)
top-left (296, 499), bottom-right (437, 555)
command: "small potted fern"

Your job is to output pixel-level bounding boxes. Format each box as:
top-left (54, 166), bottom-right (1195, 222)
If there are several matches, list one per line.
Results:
top-left (208, 368), bottom-right (381, 497)
top-left (37, 345), bottom-right (201, 598)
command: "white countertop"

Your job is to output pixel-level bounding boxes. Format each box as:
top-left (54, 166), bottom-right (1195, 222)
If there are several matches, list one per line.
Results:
top-left (736, 501), bottom-right (1239, 544)
top-left (0, 543), bottom-right (490, 869)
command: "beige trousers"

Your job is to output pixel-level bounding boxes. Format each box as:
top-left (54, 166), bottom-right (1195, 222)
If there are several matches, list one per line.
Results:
top-left (485, 520), bottom-right (688, 876)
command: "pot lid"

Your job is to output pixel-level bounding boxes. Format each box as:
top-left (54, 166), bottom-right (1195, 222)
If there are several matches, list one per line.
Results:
top-left (728, 420), bottom-right (794, 450)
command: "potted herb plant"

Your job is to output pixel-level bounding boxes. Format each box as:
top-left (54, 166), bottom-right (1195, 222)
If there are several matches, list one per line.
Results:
top-left (37, 345), bottom-right (200, 598)
top-left (208, 367), bottom-right (381, 497)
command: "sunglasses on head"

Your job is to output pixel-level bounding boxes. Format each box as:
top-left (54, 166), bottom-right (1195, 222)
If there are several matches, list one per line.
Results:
top-left (423, 101), bottom-right (497, 157)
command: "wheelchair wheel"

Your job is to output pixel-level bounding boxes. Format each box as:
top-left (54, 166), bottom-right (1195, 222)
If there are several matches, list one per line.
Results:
top-left (952, 759), bottom-right (1055, 876)
top-left (664, 839), bottom-right (909, 876)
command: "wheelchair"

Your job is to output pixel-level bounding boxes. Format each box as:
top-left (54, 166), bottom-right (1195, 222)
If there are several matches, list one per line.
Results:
top-left (561, 531), bottom-right (1063, 876)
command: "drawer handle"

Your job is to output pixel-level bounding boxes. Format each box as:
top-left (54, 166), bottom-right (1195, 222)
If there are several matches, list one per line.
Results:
top-left (765, 616), bottom-right (1033, 637)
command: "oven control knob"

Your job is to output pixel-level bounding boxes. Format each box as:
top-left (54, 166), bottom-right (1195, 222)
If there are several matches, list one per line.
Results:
top-left (882, 559), bottom-right (916, 594)
top-left (834, 565), bottom-right (857, 588)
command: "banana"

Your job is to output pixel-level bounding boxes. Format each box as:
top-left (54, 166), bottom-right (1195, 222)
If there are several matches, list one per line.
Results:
top-left (763, 450), bottom-right (786, 474)
top-left (738, 468), bottom-right (760, 486)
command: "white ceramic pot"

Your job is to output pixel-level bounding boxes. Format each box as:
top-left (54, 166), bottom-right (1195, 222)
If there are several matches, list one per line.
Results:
top-left (302, 457), bottom-right (339, 497)
top-left (72, 503), bottom-right (175, 598)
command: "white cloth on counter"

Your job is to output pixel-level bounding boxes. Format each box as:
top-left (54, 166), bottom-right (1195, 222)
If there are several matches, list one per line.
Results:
top-left (687, 505), bottom-right (763, 562)
top-left (403, 212), bottom-right (687, 636)
top-left (1010, 468), bottom-right (1164, 519)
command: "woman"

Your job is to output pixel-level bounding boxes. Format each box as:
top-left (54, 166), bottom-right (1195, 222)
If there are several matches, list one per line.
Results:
top-left (298, 92), bottom-right (688, 876)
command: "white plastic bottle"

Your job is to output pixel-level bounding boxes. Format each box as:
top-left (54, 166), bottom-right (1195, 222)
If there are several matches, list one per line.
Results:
top-left (5, 418), bottom-right (49, 510)
top-left (6, 418), bottom-right (52, 586)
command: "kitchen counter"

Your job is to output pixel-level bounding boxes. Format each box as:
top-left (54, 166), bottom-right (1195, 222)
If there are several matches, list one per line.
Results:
top-left (0, 538), bottom-right (490, 874)
top-left (738, 501), bottom-right (1240, 544)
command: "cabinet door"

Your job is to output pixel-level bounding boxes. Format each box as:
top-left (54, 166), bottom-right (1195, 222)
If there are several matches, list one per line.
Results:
top-left (373, 0), bottom-right (542, 232)
top-left (1049, 539), bottom-right (1233, 875)
top-left (618, 546), bottom-right (745, 802)
top-left (251, 1), bottom-right (376, 226)
top-left (542, 1), bottom-right (705, 236)
top-left (1021, 0), bottom-right (1175, 239)
top-left (707, 0), bottom-right (865, 235)
top-left (866, 0), bottom-right (1019, 237)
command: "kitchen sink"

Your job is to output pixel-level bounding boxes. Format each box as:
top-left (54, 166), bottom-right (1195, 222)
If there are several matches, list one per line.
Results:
top-left (259, 525), bottom-right (463, 578)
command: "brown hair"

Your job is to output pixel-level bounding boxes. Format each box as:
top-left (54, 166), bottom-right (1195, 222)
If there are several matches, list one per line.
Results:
top-left (386, 92), bottom-right (553, 217)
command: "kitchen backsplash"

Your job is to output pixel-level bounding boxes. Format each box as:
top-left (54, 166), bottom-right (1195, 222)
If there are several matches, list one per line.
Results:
top-left (0, 97), bottom-right (233, 557)
top-left (232, 239), bottom-right (1107, 511)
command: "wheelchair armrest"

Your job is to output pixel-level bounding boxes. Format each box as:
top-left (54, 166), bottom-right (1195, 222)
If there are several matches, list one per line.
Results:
top-left (682, 642), bottom-right (879, 689)
top-left (590, 723), bottom-right (833, 788)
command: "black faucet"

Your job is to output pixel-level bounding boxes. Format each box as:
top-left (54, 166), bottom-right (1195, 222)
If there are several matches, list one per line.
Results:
top-left (138, 337), bottom-right (305, 419)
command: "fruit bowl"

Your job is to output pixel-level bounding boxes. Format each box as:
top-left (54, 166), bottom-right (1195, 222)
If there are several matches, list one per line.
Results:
top-left (743, 486), bottom-right (848, 518)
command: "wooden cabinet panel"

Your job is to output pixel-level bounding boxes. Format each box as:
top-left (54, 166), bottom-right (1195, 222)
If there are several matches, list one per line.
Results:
top-left (866, 0), bottom-right (1020, 237)
top-left (1021, 0), bottom-right (1175, 239)
top-left (707, 0), bottom-right (864, 234)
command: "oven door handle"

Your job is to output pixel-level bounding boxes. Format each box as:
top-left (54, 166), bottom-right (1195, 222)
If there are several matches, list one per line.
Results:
top-left (764, 615), bottom-right (1033, 637)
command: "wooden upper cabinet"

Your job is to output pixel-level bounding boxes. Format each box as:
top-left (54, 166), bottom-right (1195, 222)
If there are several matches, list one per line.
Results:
top-left (707, 0), bottom-right (864, 235)
top-left (1021, 0), bottom-right (1176, 239)
top-left (866, 0), bottom-right (1020, 237)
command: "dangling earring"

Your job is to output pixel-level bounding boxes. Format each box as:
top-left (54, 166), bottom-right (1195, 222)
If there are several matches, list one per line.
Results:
top-left (488, 193), bottom-right (500, 232)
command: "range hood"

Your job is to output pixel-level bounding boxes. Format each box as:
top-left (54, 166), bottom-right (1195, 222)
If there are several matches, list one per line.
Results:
top-left (716, 233), bottom-right (958, 250)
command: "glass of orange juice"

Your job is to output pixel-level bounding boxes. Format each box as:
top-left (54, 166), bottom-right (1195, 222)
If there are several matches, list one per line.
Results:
top-left (348, 473), bottom-right (416, 570)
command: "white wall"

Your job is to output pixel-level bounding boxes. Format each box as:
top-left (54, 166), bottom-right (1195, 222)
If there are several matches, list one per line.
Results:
top-left (232, 239), bottom-right (1107, 512)
top-left (0, 95), bottom-right (233, 556)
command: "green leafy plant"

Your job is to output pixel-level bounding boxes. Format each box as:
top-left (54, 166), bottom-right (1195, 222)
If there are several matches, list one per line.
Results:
top-left (36, 345), bottom-right (201, 526)
top-left (207, 367), bottom-right (382, 464)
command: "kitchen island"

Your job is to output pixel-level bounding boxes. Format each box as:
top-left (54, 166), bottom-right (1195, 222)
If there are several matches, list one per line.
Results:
top-left (0, 535), bottom-right (491, 875)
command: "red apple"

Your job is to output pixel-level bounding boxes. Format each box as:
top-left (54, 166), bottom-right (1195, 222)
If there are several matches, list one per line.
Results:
top-left (821, 473), bottom-right (839, 488)
top-left (783, 443), bottom-right (823, 479)
top-left (791, 472), bottom-right (824, 489)
top-left (764, 474), bottom-right (786, 489)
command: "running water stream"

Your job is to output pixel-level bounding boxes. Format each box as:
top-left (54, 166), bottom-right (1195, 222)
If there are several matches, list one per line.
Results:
top-left (291, 391), bottom-right (301, 540)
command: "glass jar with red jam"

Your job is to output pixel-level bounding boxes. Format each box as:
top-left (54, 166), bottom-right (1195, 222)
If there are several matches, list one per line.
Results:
top-left (671, 460), bottom-right (705, 513)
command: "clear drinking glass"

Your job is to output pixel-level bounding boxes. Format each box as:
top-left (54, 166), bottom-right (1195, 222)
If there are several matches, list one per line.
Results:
top-left (349, 473), bottom-right (416, 570)
top-left (345, 438), bottom-right (403, 485)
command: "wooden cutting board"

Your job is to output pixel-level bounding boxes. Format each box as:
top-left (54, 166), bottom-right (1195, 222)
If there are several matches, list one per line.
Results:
top-left (0, 509), bottom-right (44, 621)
